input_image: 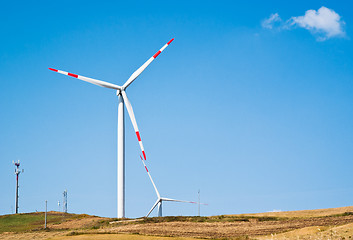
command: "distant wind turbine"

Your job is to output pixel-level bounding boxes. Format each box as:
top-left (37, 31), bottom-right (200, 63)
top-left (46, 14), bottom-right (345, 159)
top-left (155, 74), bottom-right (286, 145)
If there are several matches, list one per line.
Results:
top-left (139, 155), bottom-right (207, 217)
top-left (49, 38), bottom-right (174, 218)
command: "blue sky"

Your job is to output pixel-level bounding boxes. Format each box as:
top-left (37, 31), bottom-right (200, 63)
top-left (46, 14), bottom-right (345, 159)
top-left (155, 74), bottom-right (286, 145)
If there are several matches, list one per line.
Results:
top-left (1, 0), bottom-right (353, 218)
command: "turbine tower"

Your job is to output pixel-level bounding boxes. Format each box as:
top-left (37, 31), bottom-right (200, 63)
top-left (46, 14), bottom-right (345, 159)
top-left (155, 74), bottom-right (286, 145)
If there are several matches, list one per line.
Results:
top-left (49, 39), bottom-right (174, 218)
top-left (139, 155), bottom-right (206, 217)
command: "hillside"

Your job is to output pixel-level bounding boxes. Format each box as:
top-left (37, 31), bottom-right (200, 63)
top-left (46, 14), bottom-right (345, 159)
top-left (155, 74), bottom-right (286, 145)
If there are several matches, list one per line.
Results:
top-left (1, 206), bottom-right (353, 239)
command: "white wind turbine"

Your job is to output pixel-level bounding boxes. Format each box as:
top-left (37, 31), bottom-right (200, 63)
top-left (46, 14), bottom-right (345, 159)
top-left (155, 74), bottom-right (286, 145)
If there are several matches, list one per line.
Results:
top-left (49, 38), bottom-right (174, 218)
top-left (139, 155), bottom-right (207, 217)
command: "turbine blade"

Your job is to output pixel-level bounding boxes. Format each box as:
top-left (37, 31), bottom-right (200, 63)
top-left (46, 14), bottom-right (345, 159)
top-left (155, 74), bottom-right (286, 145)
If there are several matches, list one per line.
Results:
top-left (161, 197), bottom-right (191, 203)
top-left (122, 38), bottom-right (174, 89)
top-left (121, 91), bottom-right (146, 160)
top-left (140, 155), bottom-right (160, 198)
top-left (146, 199), bottom-right (160, 217)
top-left (49, 68), bottom-right (121, 90)
top-left (161, 197), bottom-right (207, 205)
top-left (198, 202), bottom-right (208, 205)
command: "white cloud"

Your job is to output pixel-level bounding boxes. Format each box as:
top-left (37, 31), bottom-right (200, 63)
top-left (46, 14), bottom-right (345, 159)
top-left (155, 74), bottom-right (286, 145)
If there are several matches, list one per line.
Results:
top-left (262, 6), bottom-right (346, 41)
top-left (290, 7), bottom-right (345, 40)
top-left (261, 13), bottom-right (281, 29)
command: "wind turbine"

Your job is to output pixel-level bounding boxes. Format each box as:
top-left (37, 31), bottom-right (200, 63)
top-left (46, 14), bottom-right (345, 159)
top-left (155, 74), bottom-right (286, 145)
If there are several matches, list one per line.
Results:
top-left (49, 38), bottom-right (174, 218)
top-left (139, 155), bottom-right (206, 217)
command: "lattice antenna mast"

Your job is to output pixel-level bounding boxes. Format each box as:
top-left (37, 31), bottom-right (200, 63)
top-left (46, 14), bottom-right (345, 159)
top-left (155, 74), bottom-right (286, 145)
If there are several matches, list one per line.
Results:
top-left (63, 190), bottom-right (68, 213)
top-left (13, 160), bottom-right (24, 214)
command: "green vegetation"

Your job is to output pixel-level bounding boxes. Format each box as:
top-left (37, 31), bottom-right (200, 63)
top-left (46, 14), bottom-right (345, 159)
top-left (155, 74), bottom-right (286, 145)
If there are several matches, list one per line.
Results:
top-left (90, 219), bottom-right (111, 229)
top-left (0, 212), bottom-right (88, 233)
top-left (0, 211), bottom-right (288, 234)
top-left (67, 231), bottom-right (83, 236)
top-left (329, 212), bottom-right (353, 218)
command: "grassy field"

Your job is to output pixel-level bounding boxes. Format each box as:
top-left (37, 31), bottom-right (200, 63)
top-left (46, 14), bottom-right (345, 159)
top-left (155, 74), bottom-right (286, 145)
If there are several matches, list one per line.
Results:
top-left (0, 212), bottom-right (91, 233)
top-left (1, 207), bottom-right (353, 239)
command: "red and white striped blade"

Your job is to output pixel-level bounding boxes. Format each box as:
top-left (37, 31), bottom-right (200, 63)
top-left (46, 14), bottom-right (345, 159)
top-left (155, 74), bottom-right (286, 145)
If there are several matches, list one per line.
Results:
top-left (122, 38), bottom-right (174, 89)
top-left (49, 68), bottom-right (121, 90)
top-left (121, 91), bottom-right (146, 160)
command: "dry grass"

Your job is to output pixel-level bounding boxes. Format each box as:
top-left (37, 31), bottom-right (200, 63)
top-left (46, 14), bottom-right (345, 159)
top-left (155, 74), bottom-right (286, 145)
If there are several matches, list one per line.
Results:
top-left (48, 216), bottom-right (106, 230)
top-left (52, 233), bottom-right (197, 240)
top-left (0, 231), bottom-right (67, 240)
top-left (257, 222), bottom-right (353, 239)
top-left (103, 214), bottom-right (353, 238)
top-left (235, 205), bottom-right (353, 218)
top-left (2, 206), bottom-right (353, 240)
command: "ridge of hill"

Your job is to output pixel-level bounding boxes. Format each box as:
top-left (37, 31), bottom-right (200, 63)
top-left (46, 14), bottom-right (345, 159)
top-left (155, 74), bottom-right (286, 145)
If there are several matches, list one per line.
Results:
top-left (235, 205), bottom-right (353, 218)
top-left (1, 206), bottom-right (353, 239)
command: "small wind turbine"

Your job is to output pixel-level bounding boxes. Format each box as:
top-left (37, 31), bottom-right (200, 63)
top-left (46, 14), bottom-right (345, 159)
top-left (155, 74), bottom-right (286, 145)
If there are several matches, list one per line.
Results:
top-left (139, 156), bottom-right (206, 217)
top-left (49, 39), bottom-right (174, 218)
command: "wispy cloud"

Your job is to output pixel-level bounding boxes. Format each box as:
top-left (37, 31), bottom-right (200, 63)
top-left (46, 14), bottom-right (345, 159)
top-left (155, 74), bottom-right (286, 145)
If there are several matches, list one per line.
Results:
top-left (261, 13), bottom-right (281, 30)
top-left (261, 6), bottom-right (346, 41)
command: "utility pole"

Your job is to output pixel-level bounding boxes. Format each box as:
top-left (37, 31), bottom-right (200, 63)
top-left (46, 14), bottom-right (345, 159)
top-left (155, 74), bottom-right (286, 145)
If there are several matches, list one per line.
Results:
top-left (198, 189), bottom-right (200, 216)
top-left (13, 160), bottom-right (24, 214)
top-left (44, 200), bottom-right (47, 229)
